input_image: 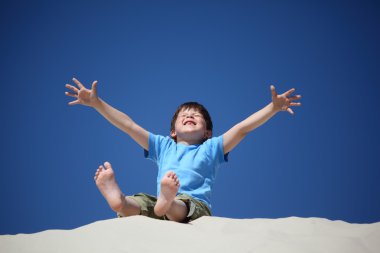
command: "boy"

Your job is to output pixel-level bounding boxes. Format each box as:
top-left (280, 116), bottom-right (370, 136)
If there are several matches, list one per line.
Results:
top-left (65, 78), bottom-right (301, 222)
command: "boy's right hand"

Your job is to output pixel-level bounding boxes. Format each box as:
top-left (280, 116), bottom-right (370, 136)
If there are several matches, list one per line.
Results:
top-left (65, 78), bottom-right (100, 107)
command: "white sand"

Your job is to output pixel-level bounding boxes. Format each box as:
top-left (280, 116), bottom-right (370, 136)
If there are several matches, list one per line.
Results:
top-left (1, 216), bottom-right (379, 253)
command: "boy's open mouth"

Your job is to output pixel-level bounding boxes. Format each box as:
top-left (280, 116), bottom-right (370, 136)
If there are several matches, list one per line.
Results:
top-left (184, 120), bottom-right (196, 125)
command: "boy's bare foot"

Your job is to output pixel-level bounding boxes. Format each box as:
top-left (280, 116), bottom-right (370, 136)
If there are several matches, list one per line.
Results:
top-left (154, 171), bottom-right (180, 217)
top-left (94, 162), bottom-right (126, 213)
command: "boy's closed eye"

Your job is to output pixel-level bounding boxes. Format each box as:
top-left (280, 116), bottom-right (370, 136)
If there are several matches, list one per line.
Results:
top-left (180, 113), bottom-right (203, 118)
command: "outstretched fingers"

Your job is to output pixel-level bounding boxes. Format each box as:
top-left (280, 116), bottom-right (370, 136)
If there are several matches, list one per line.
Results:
top-left (91, 80), bottom-right (98, 95)
top-left (66, 84), bottom-right (79, 93)
top-left (270, 85), bottom-right (278, 98)
top-left (289, 94), bottom-right (302, 101)
top-left (289, 93), bottom-right (302, 108)
top-left (65, 82), bottom-right (80, 104)
top-left (68, 100), bottom-right (80, 106)
top-left (286, 90), bottom-right (301, 114)
top-left (66, 78), bottom-right (99, 106)
top-left (65, 84), bottom-right (79, 98)
top-left (65, 92), bottom-right (77, 98)
top-left (287, 108), bottom-right (294, 115)
top-left (72, 77), bottom-right (85, 89)
top-left (290, 102), bottom-right (302, 107)
top-left (270, 85), bottom-right (302, 115)
top-left (284, 88), bottom-right (296, 97)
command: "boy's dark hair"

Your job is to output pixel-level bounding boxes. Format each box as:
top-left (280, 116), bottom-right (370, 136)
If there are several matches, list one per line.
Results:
top-left (170, 102), bottom-right (213, 141)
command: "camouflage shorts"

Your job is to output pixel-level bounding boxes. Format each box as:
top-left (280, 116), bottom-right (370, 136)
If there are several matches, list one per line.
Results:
top-left (118, 192), bottom-right (211, 223)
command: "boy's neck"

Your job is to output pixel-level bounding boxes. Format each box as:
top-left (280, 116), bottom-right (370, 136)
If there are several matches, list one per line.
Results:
top-left (176, 138), bottom-right (203, 146)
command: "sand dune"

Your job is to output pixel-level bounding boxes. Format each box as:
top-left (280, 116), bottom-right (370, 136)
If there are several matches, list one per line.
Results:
top-left (1, 216), bottom-right (379, 253)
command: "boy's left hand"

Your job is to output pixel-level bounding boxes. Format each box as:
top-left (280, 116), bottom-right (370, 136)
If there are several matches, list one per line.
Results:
top-left (271, 85), bottom-right (302, 115)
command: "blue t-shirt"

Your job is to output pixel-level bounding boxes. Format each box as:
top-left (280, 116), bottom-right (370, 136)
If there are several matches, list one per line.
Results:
top-left (144, 133), bottom-right (228, 209)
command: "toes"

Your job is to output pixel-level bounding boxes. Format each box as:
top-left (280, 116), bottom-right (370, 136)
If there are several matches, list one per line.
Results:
top-left (162, 171), bottom-right (180, 187)
top-left (166, 170), bottom-right (174, 177)
top-left (170, 171), bottom-right (177, 179)
top-left (171, 173), bottom-right (180, 186)
top-left (104, 161), bottom-right (112, 170)
top-left (94, 166), bottom-right (103, 180)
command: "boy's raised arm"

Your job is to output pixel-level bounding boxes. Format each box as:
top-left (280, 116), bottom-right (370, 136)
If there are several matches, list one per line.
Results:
top-left (222, 85), bottom-right (301, 154)
top-left (65, 78), bottom-right (149, 150)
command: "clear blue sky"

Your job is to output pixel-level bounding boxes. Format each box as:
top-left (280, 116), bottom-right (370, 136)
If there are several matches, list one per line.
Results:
top-left (1, 0), bottom-right (379, 234)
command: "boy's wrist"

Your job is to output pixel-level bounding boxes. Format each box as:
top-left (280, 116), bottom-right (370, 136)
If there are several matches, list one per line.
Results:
top-left (269, 102), bottom-right (281, 114)
top-left (92, 97), bottom-right (102, 109)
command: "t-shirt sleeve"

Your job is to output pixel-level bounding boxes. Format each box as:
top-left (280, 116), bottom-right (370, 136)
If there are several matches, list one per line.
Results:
top-left (144, 132), bottom-right (172, 162)
top-left (206, 135), bottom-right (229, 166)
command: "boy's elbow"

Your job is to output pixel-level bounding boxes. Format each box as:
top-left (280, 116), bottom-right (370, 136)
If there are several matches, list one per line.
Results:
top-left (238, 130), bottom-right (248, 142)
top-left (236, 123), bottom-right (250, 137)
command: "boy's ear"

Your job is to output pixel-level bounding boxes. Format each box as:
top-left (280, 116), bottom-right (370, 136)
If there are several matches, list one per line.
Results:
top-left (204, 130), bottom-right (212, 139)
top-left (170, 130), bottom-right (177, 139)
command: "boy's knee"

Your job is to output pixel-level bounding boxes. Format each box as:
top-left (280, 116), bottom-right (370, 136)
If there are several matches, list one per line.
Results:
top-left (111, 197), bottom-right (141, 217)
top-left (109, 201), bottom-right (126, 214)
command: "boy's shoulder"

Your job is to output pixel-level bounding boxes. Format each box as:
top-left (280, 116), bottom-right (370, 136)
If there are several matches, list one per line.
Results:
top-left (150, 132), bottom-right (223, 149)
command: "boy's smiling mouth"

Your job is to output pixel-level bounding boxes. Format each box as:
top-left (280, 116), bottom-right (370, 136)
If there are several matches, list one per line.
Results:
top-left (184, 120), bottom-right (196, 125)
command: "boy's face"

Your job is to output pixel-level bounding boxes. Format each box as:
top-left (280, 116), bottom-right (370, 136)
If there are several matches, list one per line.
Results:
top-left (171, 108), bottom-right (212, 144)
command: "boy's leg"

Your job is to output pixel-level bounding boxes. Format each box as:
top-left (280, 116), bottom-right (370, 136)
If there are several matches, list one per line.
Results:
top-left (95, 162), bottom-right (140, 216)
top-left (154, 171), bottom-right (188, 222)
top-left (172, 194), bottom-right (212, 222)
top-left (165, 199), bottom-right (188, 222)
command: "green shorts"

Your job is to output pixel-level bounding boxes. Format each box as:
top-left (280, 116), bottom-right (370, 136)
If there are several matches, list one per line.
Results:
top-left (118, 193), bottom-right (211, 223)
